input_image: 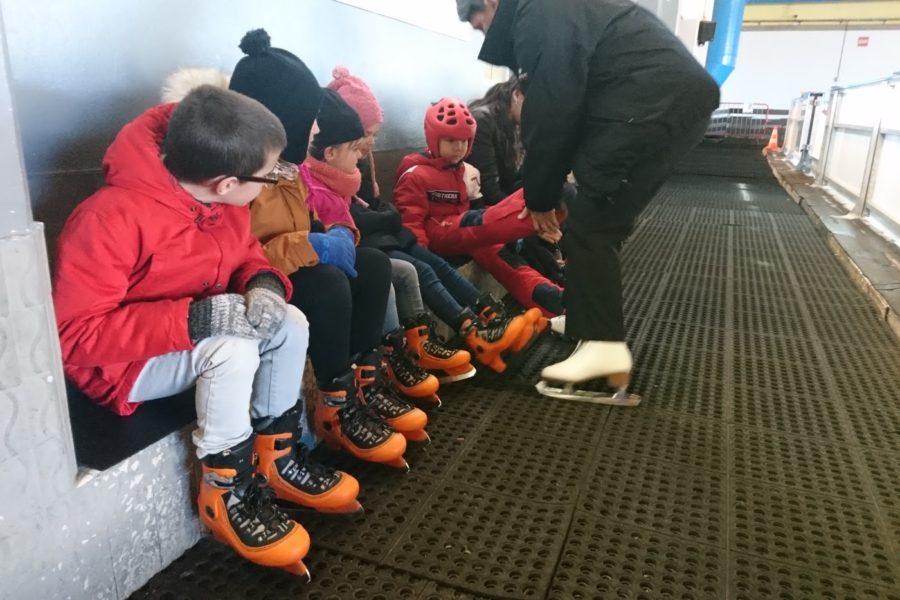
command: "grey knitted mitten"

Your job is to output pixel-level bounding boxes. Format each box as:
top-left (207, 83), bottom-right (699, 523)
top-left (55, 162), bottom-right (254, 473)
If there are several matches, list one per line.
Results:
top-left (188, 293), bottom-right (260, 341)
top-left (245, 273), bottom-right (287, 339)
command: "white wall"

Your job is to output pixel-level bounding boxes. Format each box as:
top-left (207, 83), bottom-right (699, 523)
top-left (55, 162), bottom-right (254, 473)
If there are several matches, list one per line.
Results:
top-left (721, 28), bottom-right (900, 109)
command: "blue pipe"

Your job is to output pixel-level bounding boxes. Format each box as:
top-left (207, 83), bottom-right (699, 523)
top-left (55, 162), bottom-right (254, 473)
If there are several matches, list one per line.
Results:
top-left (705, 0), bottom-right (747, 85)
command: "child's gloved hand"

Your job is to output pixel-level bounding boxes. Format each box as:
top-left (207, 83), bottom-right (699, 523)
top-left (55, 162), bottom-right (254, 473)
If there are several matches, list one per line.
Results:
top-left (188, 294), bottom-right (260, 341)
top-left (244, 273), bottom-right (287, 338)
top-left (309, 226), bottom-right (358, 278)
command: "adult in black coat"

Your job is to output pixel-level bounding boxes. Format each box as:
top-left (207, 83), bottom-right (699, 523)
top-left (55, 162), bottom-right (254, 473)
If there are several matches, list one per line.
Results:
top-left (458, 0), bottom-right (720, 399)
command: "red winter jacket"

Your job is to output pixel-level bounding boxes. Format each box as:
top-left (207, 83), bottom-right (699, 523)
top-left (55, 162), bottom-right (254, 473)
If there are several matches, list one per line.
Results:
top-left (393, 153), bottom-right (469, 248)
top-left (53, 103), bottom-right (291, 416)
top-left (394, 152), bottom-right (524, 256)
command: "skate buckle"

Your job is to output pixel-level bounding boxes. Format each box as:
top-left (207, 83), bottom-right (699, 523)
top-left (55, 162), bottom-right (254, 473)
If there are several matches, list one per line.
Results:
top-left (534, 381), bottom-right (641, 407)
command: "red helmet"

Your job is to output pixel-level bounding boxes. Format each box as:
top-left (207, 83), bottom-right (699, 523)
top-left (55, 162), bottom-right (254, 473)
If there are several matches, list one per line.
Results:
top-left (424, 97), bottom-right (477, 160)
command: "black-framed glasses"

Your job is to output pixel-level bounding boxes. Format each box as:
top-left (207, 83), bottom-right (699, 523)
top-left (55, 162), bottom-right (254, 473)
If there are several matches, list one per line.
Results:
top-left (233, 160), bottom-right (297, 185)
top-left (234, 174), bottom-right (280, 185)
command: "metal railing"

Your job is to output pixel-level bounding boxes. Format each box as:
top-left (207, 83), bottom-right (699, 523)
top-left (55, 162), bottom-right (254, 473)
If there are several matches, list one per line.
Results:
top-left (808, 73), bottom-right (900, 231)
top-left (783, 92), bottom-right (824, 171)
top-left (707, 102), bottom-right (772, 141)
top-left (792, 73), bottom-right (900, 232)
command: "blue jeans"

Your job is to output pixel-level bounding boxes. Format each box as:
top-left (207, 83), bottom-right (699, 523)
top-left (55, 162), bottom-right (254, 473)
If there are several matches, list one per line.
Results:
top-left (388, 245), bottom-right (480, 327)
top-left (129, 305), bottom-right (310, 457)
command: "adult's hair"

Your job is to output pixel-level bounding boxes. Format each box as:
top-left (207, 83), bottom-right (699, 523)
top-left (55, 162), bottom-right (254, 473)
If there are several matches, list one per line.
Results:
top-left (469, 77), bottom-right (520, 114)
top-left (468, 77), bottom-right (523, 200)
top-left (163, 84), bottom-right (286, 183)
top-left (457, 0), bottom-right (487, 21)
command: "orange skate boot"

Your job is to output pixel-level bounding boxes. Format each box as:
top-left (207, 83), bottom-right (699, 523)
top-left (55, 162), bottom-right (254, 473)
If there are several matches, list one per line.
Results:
top-left (253, 406), bottom-right (362, 514)
top-left (382, 328), bottom-right (441, 407)
top-left (198, 436), bottom-right (311, 579)
top-left (458, 306), bottom-right (528, 373)
top-left (310, 371), bottom-right (409, 470)
top-left (404, 314), bottom-right (476, 383)
top-left (355, 349), bottom-right (430, 444)
top-left (473, 294), bottom-right (547, 353)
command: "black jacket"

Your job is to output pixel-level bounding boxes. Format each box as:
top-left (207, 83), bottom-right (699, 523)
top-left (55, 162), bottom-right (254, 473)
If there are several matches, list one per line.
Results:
top-left (478, 0), bottom-right (720, 212)
top-left (352, 156), bottom-right (418, 252)
top-left (350, 197), bottom-right (418, 253)
top-left (469, 105), bottom-right (522, 205)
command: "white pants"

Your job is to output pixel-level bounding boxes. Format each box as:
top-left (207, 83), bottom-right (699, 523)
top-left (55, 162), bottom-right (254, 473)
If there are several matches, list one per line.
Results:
top-left (129, 305), bottom-right (309, 458)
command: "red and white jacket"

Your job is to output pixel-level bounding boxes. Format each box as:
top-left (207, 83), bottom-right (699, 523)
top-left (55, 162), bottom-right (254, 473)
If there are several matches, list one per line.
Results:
top-left (53, 103), bottom-right (290, 416)
top-left (393, 152), bottom-right (524, 256)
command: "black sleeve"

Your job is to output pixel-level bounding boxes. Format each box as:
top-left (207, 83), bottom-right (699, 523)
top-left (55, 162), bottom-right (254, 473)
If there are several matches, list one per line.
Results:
top-left (469, 113), bottom-right (505, 206)
top-left (515, 0), bottom-right (591, 212)
top-left (350, 200), bottom-right (401, 238)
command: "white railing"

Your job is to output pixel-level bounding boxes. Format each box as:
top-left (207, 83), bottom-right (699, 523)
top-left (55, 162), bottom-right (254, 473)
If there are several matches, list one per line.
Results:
top-left (783, 92), bottom-right (824, 170)
top-left (792, 74), bottom-right (900, 234)
top-left (784, 72), bottom-right (900, 232)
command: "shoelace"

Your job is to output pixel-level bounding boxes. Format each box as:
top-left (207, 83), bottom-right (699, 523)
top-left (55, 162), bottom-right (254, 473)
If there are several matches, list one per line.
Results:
top-left (240, 477), bottom-right (288, 531)
top-left (361, 367), bottom-right (412, 414)
top-left (293, 442), bottom-right (336, 482)
top-left (342, 397), bottom-right (392, 439)
top-left (389, 350), bottom-right (426, 384)
top-left (419, 317), bottom-right (459, 358)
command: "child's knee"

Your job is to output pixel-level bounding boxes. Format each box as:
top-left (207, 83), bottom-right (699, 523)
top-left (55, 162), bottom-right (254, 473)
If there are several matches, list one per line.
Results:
top-left (198, 337), bottom-right (261, 376)
top-left (281, 304), bottom-right (310, 341)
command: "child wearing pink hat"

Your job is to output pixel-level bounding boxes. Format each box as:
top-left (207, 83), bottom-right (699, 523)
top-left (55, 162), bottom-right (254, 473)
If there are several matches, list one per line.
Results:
top-left (327, 65), bottom-right (385, 199)
top-left (328, 66), bottom-right (538, 375)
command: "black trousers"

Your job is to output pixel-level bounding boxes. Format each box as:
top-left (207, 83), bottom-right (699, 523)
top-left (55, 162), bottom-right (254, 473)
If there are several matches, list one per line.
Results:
top-left (288, 247), bottom-right (391, 386)
top-left (565, 113), bottom-right (712, 341)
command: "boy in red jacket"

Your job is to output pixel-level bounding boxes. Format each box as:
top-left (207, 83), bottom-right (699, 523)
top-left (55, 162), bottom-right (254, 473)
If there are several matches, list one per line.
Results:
top-left (393, 97), bottom-right (565, 318)
top-left (52, 86), bottom-right (356, 578)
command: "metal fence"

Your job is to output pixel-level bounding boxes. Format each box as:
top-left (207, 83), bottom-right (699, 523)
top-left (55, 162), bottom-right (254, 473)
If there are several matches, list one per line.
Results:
top-left (707, 102), bottom-right (773, 141)
top-left (790, 73), bottom-right (900, 233)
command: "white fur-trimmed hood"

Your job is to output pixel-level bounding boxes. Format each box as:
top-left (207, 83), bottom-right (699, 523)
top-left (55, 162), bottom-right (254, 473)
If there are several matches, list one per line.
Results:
top-left (160, 67), bottom-right (230, 103)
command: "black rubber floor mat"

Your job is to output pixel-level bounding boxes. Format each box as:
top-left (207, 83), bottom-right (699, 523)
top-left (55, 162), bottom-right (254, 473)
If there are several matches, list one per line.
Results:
top-left (732, 479), bottom-right (897, 588)
top-left (130, 143), bottom-right (900, 600)
top-left (383, 483), bottom-right (569, 598)
top-left (730, 552), bottom-right (900, 600)
top-left (548, 513), bottom-right (726, 600)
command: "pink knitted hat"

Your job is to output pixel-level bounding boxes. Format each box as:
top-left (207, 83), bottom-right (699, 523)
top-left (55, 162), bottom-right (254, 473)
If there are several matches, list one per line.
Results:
top-left (326, 65), bottom-right (384, 131)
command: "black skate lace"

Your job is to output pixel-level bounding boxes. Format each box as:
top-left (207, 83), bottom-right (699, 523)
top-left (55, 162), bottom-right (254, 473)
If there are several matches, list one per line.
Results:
top-left (462, 317), bottom-right (508, 343)
top-left (361, 368), bottom-right (413, 418)
top-left (484, 318), bottom-right (511, 342)
top-left (388, 350), bottom-right (428, 386)
top-left (292, 442), bottom-right (339, 487)
top-left (420, 316), bottom-right (460, 359)
top-left (341, 397), bottom-right (393, 443)
top-left (240, 478), bottom-right (289, 532)
top-left (423, 338), bottom-right (458, 359)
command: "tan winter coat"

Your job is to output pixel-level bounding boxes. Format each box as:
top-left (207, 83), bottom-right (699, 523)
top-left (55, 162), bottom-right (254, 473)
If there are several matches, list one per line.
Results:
top-left (250, 176), bottom-right (320, 276)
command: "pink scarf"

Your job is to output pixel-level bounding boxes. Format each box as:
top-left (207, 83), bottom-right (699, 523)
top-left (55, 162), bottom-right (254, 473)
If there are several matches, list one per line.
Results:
top-left (303, 157), bottom-right (362, 198)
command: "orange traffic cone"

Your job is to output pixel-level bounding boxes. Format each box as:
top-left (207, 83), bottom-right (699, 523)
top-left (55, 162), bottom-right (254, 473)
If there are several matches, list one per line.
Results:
top-left (763, 127), bottom-right (780, 154)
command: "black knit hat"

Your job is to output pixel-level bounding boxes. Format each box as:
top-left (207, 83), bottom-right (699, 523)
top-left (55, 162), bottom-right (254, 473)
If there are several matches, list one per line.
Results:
top-left (229, 29), bottom-right (321, 163)
top-left (313, 89), bottom-right (365, 150)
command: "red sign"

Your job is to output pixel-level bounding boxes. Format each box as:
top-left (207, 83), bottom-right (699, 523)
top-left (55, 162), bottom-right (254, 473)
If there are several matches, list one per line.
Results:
top-left (858, 36), bottom-right (870, 47)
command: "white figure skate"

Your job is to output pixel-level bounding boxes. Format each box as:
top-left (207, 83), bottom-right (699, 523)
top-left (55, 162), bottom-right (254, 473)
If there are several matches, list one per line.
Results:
top-left (535, 340), bottom-right (641, 406)
top-left (549, 315), bottom-right (566, 336)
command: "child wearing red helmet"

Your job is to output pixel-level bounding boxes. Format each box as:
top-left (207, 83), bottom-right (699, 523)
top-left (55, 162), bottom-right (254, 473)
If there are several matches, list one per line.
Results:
top-left (394, 97), bottom-right (566, 322)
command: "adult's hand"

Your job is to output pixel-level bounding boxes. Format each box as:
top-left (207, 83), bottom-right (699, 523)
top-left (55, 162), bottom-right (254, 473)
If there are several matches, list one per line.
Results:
top-left (518, 207), bottom-right (562, 243)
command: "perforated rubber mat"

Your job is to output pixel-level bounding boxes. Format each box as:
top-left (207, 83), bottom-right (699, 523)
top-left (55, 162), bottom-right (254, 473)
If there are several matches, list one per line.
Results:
top-left (131, 142), bottom-right (900, 599)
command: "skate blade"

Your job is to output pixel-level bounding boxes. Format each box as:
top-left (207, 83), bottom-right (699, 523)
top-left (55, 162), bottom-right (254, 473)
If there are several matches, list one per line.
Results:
top-left (407, 394), bottom-right (442, 409)
top-left (401, 429), bottom-right (431, 444)
top-left (535, 381), bottom-right (641, 407)
top-left (436, 367), bottom-right (477, 384)
top-left (282, 559), bottom-right (311, 581)
top-left (275, 499), bottom-right (364, 516)
top-left (382, 456), bottom-right (411, 472)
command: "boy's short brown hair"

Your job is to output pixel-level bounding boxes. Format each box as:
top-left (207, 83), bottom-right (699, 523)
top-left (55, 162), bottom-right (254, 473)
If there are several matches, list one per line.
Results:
top-left (162, 85), bottom-right (286, 183)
